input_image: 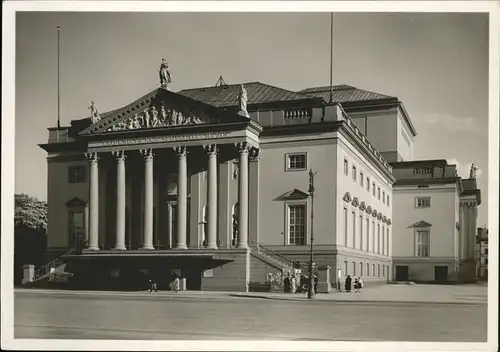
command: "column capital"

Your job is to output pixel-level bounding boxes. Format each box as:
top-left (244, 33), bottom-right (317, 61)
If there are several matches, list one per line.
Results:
top-left (85, 152), bottom-right (99, 163)
top-left (235, 142), bottom-right (249, 154)
top-left (249, 147), bottom-right (260, 162)
top-left (112, 150), bottom-right (126, 162)
top-left (174, 146), bottom-right (188, 158)
top-left (203, 144), bottom-right (218, 156)
top-left (140, 148), bottom-right (154, 160)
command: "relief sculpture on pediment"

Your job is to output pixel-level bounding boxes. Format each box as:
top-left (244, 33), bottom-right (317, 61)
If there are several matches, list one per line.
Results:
top-left (104, 103), bottom-right (218, 132)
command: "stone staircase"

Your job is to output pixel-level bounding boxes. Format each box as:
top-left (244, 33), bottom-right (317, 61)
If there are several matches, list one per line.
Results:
top-left (23, 246), bottom-right (78, 286)
top-left (250, 241), bottom-right (308, 273)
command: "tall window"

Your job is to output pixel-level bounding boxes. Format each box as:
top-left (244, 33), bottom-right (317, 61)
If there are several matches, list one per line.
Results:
top-left (352, 261), bottom-right (356, 276)
top-left (286, 153), bottom-right (307, 171)
top-left (372, 220), bottom-right (375, 252)
top-left (359, 214), bottom-right (363, 250)
top-left (68, 165), bottom-right (87, 183)
top-left (377, 187), bottom-right (381, 200)
top-left (373, 264), bottom-right (375, 277)
top-left (344, 158), bottom-right (349, 175)
top-left (367, 177), bottom-right (371, 191)
top-left (415, 197), bottom-right (431, 208)
top-left (387, 228), bottom-right (390, 255)
top-left (372, 182), bottom-right (376, 196)
top-left (382, 225), bottom-right (385, 255)
top-left (377, 224), bottom-right (380, 254)
top-left (344, 261), bottom-right (348, 275)
top-left (377, 264), bottom-right (380, 277)
top-left (69, 210), bottom-right (85, 247)
top-left (360, 172), bottom-right (364, 187)
top-left (382, 191), bottom-right (385, 203)
top-left (344, 207), bottom-right (348, 246)
top-left (387, 195), bottom-right (390, 207)
top-left (352, 211), bottom-right (356, 248)
top-left (383, 265), bottom-right (385, 277)
top-left (352, 165), bottom-right (357, 181)
top-left (360, 262), bottom-right (364, 277)
top-left (288, 204), bottom-right (306, 245)
top-left (366, 218), bottom-right (370, 251)
top-left (416, 229), bottom-right (430, 257)
top-left (366, 263), bottom-right (370, 276)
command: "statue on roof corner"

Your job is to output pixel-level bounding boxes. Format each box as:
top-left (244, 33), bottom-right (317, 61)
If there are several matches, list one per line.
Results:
top-left (89, 101), bottom-right (100, 124)
top-left (238, 84), bottom-right (249, 118)
top-left (470, 163), bottom-right (479, 179)
top-left (159, 58), bottom-right (172, 89)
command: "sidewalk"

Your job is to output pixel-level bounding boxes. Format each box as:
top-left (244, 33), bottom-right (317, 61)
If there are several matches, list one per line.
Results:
top-left (15, 283), bottom-right (488, 305)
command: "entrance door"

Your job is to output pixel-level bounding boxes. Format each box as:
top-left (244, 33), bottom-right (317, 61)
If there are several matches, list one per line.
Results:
top-left (434, 266), bottom-right (448, 282)
top-left (395, 266), bottom-right (409, 281)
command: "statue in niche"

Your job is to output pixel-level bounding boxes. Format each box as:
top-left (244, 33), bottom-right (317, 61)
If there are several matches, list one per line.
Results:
top-left (150, 106), bottom-right (159, 127)
top-left (470, 163), bottom-right (479, 179)
top-left (232, 214), bottom-right (239, 244)
top-left (238, 84), bottom-right (249, 117)
top-left (89, 101), bottom-right (100, 123)
top-left (159, 58), bottom-right (172, 88)
top-left (176, 111), bottom-right (184, 125)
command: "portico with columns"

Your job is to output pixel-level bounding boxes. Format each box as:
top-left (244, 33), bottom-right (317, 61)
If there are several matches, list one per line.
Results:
top-left (80, 88), bottom-right (262, 254)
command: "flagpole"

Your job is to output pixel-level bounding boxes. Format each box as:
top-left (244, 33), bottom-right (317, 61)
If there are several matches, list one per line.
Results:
top-left (329, 13), bottom-right (334, 104)
top-left (57, 25), bottom-right (61, 129)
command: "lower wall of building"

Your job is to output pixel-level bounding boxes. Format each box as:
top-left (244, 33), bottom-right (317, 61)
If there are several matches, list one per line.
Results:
top-left (393, 258), bottom-right (458, 282)
top-left (200, 250), bottom-right (249, 292)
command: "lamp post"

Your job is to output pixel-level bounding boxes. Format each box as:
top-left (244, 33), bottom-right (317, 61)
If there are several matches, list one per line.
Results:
top-left (308, 169), bottom-right (317, 299)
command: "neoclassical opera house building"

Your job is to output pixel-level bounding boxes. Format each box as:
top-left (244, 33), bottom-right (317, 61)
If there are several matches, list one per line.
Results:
top-left (36, 66), bottom-right (480, 291)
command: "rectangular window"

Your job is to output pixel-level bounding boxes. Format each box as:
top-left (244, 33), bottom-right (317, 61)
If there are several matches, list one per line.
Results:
top-left (352, 261), bottom-right (356, 276)
top-left (382, 191), bottom-right (385, 203)
top-left (377, 224), bottom-right (380, 254)
top-left (68, 166), bottom-right (87, 183)
top-left (344, 207), bottom-right (348, 246)
top-left (485, 248), bottom-right (488, 255)
top-left (286, 153), bottom-right (307, 171)
top-left (367, 177), bottom-right (370, 191)
top-left (366, 218), bottom-right (370, 251)
top-left (367, 263), bottom-right (370, 276)
top-left (359, 214), bottom-right (363, 250)
top-left (352, 165), bottom-right (357, 181)
top-left (372, 183), bottom-right (376, 196)
top-left (387, 195), bottom-right (390, 207)
top-left (377, 187), bottom-right (381, 200)
top-left (372, 220), bottom-right (375, 252)
top-left (415, 197), bottom-right (431, 208)
top-left (382, 225), bottom-right (385, 255)
top-left (383, 265), bottom-right (385, 277)
top-left (386, 228), bottom-right (390, 255)
top-left (360, 172), bottom-right (364, 187)
top-left (352, 211), bottom-right (356, 248)
top-left (344, 158), bottom-right (349, 175)
top-left (378, 264), bottom-right (380, 277)
top-left (288, 204), bottom-right (306, 245)
top-left (344, 261), bottom-right (348, 276)
top-left (373, 264), bottom-right (375, 277)
top-left (416, 229), bottom-right (430, 257)
top-left (360, 262), bottom-right (364, 277)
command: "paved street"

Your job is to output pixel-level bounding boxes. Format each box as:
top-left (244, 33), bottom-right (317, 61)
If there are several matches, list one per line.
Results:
top-left (15, 287), bottom-right (487, 341)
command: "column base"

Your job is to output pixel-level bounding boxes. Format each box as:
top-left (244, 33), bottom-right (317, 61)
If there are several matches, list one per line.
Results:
top-left (111, 246), bottom-right (127, 251)
top-left (86, 246), bottom-right (100, 251)
top-left (206, 243), bottom-right (218, 250)
top-left (175, 244), bottom-right (188, 250)
top-left (237, 243), bottom-right (249, 249)
top-left (140, 245), bottom-right (155, 250)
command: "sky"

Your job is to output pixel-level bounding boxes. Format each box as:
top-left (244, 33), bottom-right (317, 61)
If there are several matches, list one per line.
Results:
top-left (15, 11), bottom-right (489, 225)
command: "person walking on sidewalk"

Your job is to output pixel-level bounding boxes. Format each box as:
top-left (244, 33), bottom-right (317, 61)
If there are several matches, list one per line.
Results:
top-left (290, 275), bottom-right (297, 294)
top-left (173, 276), bottom-right (180, 292)
top-left (149, 279), bottom-right (158, 293)
top-left (354, 277), bottom-right (360, 293)
top-left (345, 274), bottom-right (352, 293)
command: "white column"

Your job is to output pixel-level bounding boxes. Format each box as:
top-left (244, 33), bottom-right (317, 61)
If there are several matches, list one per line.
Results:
top-left (204, 144), bottom-right (218, 249)
top-left (459, 202), bottom-right (467, 259)
top-left (141, 148), bottom-right (154, 249)
top-left (237, 142), bottom-right (249, 249)
top-left (175, 146), bottom-right (188, 249)
top-left (468, 204), bottom-right (477, 259)
top-left (113, 150), bottom-right (126, 250)
top-left (85, 152), bottom-right (99, 250)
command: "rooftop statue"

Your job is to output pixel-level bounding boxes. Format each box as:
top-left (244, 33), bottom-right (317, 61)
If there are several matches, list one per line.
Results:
top-left (238, 84), bottom-right (249, 117)
top-left (470, 163), bottom-right (479, 179)
top-left (89, 101), bottom-right (100, 124)
top-left (159, 58), bottom-right (172, 89)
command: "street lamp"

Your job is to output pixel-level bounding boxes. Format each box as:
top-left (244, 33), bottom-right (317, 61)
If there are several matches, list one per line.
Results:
top-left (308, 169), bottom-right (317, 299)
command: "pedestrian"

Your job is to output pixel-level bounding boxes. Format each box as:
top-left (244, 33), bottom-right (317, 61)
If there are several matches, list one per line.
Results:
top-left (284, 274), bottom-right (290, 293)
top-left (354, 277), bottom-right (360, 293)
top-left (345, 274), bottom-right (352, 293)
top-left (149, 279), bottom-right (158, 293)
top-left (173, 276), bottom-right (180, 292)
top-left (358, 277), bottom-right (364, 292)
top-left (313, 273), bottom-right (319, 294)
top-left (290, 275), bottom-right (297, 294)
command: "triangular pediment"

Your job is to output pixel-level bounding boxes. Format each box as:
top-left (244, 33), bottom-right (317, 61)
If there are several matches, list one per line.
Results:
top-left (343, 192), bottom-right (352, 203)
top-left (411, 220), bottom-right (432, 228)
top-left (79, 88), bottom-right (250, 135)
top-left (65, 197), bottom-right (87, 208)
top-left (274, 188), bottom-right (310, 201)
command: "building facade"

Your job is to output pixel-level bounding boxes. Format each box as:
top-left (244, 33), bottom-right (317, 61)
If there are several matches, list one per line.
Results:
top-left (476, 226), bottom-right (488, 280)
top-left (390, 160), bottom-right (481, 282)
